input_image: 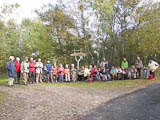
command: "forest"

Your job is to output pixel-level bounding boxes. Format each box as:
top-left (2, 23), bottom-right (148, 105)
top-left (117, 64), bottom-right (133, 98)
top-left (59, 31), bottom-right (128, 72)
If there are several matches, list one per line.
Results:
top-left (0, 0), bottom-right (160, 72)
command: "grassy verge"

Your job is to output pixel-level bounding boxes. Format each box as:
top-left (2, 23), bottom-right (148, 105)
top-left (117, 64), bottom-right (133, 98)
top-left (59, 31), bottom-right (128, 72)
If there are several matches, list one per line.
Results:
top-left (1, 73), bottom-right (160, 88)
top-left (41, 79), bottom-right (160, 88)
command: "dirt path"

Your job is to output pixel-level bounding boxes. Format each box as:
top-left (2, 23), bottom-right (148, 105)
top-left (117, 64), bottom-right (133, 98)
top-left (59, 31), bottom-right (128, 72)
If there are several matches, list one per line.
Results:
top-left (0, 84), bottom-right (146, 120)
top-left (78, 83), bottom-right (160, 120)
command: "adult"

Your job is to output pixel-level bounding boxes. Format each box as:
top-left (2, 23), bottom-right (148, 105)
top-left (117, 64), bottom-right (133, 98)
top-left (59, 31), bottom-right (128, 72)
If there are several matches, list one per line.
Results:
top-left (29, 58), bottom-right (36, 84)
top-left (35, 58), bottom-right (43, 83)
top-left (6, 56), bottom-right (15, 87)
top-left (14, 57), bottom-right (21, 84)
top-left (148, 60), bottom-right (159, 78)
top-left (121, 58), bottom-right (128, 80)
top-left (135, 57), bottom-right (143, 79)
top-left (45, 60), bottom-right (52, 83)
top-left (105, 60), bottom-right (111, 72)
top-left (21, 57), bottom-right (29, 85)
top-left (70, 64), bottom-right (77, 82)
top-left (57, 64), bottom-right (64, 82)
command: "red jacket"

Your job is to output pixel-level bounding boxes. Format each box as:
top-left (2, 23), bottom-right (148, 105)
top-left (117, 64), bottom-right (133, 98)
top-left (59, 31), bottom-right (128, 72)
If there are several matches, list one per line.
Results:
top-left (29, 62), bottom-right (36, 72)
top-left (91, 68), bottom-right (95, 76)
top-left (57, 67), bottom-right (64, 75)
top-left (14, 61), bottom-right (21, 72)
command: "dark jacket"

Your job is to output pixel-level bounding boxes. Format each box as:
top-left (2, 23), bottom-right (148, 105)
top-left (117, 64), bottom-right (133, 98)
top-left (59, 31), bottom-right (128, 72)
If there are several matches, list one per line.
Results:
top-left (45, 63), bottom-right (52, 74)
top-left (105, 63), bottom-right (111, 71)
top-left (6, 61), bottom-right (15, 77)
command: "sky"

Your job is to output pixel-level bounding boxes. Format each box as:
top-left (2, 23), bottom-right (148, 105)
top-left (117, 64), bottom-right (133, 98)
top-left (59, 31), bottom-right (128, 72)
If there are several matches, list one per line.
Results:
top-left (0, 0), bottom-right (57, 23)
top-left (0, 0), bottom-right (160, 24)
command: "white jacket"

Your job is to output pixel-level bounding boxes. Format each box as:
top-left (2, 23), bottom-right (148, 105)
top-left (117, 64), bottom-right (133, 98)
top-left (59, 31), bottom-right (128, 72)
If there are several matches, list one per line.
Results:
top-left (36, 62), bottom-right (43, 74)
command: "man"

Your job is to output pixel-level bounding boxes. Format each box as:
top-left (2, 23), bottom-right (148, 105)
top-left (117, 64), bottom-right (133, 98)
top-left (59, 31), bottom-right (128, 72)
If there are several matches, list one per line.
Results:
top-left (135, 57), bottom-right (143, 79)
top-left (29, 58), bottom-right (36, 84)
top-left (35, 58), bottom-right (43, 83)
top-left (148, 60), bottom-right (159, 79)
top-left (6, 56), bottom-right (15, 87)
top-left (14, 57), bottom-right (21, 84)
top-left (105, 60), bottom-right (111, 72)
top-left (121, 58), bottom-right (128, 80)
top-left (21, 57), bottom-right (29, 85)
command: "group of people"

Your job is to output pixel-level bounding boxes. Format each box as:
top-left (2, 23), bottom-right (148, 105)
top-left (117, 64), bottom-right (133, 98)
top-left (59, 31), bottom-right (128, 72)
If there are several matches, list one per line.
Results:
top-left (6, 56), bottom-right (159, 87)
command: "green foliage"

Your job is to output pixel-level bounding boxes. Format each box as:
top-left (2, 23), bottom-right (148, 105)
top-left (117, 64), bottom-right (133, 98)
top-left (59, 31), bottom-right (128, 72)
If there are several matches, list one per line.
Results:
top-left (1, 0), bottom-right (160, 71)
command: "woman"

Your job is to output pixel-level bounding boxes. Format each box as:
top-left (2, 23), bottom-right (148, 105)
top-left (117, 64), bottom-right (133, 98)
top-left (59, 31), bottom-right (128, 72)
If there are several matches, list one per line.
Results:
top-left (35, 58), bottom-right (43, 83)
top-left (70, 64), bottom-right (77, 82)
top-left (14, 57), bottom-right (21, 84)
top-left (6, 56), bottom-right (15, 87)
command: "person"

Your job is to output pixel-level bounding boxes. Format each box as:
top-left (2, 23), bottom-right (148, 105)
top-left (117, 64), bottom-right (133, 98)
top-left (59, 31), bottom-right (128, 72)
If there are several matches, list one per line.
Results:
top-left (148, 60), bottom-right (159, 79)
top-left (84, 66), bottom-right (90, 80)
top-left (78, 66), bottom-right (85, 81)
top-left (101, 68), bottom-right (108, 81)
top-left (121, 58), bottom-right (128, 80)
top-left (135, 57), bottom-right (143, 79)
top-left (45, 61), bottom-right (53, 83)
top-left (29, 58), bottom-right (36, 84)
top-left (117, 67), bottom-right (122, 80)
top-left (64, 64), bottom-right (70, 82)
top-left (70, 64), bottom-right (77, 82)
top-left (35, 58), bottom-right (43, 83)
top-left (105, 60), bottom-right (111, 72)
top-left (110, 66), bottom-right (117, 80)
top-left (14, 57), bottom-right (21, 84)
top-left (6, 56), bottom-right (15, 87)
top-left (52, 63), bottom-right (58, 82)
top-left (131, 65), bottom-right (137, 79)
top-left (57, 64), bottom-right (64, 82)
top-left (91, 65), bottom-right (96, 78)
top-left (95, 67), bottom-right (101, 81)
top-left (21, 57), bottom-right (29, 85)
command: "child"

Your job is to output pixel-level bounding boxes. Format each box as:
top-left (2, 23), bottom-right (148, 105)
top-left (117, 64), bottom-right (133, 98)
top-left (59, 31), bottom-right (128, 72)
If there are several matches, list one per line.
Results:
top-left (78, 66), bottom-right (85, 81)
top-left (57, 64), bottom-right (64, 82)
top-left (84, 66), bottom-right (90, 80)
top-left (117, 67), bottom-right (122, 80)
top-left (131, 65), bottom-right (137, 79)
top-left (110, 66), bottom-right (117, 80)
top-left (64, 64), bottom-right (70, 82)
top-left (52, 63), bottom-right (58, 82)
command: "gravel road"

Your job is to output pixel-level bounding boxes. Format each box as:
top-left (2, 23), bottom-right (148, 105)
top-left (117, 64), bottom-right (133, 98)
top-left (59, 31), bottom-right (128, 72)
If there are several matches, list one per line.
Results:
top-left (0, 84), bottom-right (148, 120)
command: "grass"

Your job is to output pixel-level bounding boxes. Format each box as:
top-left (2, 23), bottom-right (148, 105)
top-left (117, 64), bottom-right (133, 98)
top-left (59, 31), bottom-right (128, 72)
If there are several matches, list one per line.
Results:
top-left (41, 79), bottom-right (160, 88)
top-left (1, 73), bottom-right (160, 88)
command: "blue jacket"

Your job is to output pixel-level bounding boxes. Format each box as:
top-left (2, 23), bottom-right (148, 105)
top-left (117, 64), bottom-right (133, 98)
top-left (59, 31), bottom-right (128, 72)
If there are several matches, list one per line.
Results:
top-left (45, 63), bottom-right (52, 74)
top-left (6, 61), bottom-right (15, 77)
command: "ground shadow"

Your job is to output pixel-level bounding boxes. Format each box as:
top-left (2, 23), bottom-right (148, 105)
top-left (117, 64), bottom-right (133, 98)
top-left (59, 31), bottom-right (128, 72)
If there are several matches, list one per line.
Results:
top-left (78, 83), bottom-right (160, 120)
